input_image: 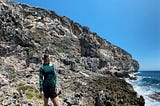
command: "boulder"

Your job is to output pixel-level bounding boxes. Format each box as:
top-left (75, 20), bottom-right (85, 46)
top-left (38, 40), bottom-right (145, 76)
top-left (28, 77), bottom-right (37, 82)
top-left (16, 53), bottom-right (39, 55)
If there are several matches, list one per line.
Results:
top-left (149, 92), bottom-right (160, 102)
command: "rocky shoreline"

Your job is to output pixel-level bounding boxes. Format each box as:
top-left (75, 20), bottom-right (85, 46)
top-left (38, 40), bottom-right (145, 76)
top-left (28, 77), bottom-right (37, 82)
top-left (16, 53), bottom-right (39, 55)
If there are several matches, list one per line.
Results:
top-left (0, 0), bottom-right (144, 105)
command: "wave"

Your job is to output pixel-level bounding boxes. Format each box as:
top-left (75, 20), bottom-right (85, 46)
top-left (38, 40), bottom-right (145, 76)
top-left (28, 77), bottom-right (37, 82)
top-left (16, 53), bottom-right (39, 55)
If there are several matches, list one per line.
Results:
top-left (126, 73), bottom-right (160, 106)
top-left (141, 77), bottom-right (160, 84)
top-left (127, 81), bottom-right (160, 106)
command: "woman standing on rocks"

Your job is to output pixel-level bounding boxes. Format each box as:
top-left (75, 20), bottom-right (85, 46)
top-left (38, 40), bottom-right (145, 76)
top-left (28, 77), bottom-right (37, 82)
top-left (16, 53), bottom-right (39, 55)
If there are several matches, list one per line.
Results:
top-left (39, 54), bottom-right (59, 106)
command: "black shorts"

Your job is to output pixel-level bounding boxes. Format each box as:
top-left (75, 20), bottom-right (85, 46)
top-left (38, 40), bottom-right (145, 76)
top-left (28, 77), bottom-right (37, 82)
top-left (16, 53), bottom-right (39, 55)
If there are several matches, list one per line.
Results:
top-left (43, 87), bottom-right (57, 98)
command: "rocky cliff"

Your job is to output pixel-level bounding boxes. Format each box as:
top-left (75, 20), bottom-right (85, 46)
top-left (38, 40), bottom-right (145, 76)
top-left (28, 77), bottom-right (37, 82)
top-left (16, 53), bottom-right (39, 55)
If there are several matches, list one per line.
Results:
top-left (0, 0), bottom-right (144, 106)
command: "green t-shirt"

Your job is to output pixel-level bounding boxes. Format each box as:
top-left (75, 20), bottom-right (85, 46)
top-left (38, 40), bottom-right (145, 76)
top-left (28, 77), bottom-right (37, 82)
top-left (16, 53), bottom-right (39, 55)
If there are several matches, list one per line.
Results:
top-left (39, 64), bottom-right (58, 91)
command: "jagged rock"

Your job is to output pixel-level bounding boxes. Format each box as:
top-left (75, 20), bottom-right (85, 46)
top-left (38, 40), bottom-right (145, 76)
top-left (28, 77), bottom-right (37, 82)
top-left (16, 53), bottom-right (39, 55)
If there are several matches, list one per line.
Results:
top-left (0, 0), bottom-right (143, 106)
top-left (80, 57), bottom-right (99, 72)
top-left (2, 98), bottom-right (13, 106)
top-left (139, 95), bottom-right (145, 106)
top-left (0, 0), bottom-right (140, 74)
top-left (95, 91), bottom-right (103, 106)
top-left (149, 92), bottom-right (160, 102)
top-left (0, 0), bottom-right (11, 3)
top-left (0, 78), bottom-right (9, 87)
top-left (0, 45), bottom-right (8, 56)
top-left (13, 90), bottom-right (20, 99)
top-left (129, 76), bottom-right (138, 80)
top-left (64, 93), bottom-right (82, 105)
top-left (29, 56), bottom-right (41, 65)
top-left (114, 70), bottom-right (129, 78)
top-left (80, 34), bottom-right (100, 58)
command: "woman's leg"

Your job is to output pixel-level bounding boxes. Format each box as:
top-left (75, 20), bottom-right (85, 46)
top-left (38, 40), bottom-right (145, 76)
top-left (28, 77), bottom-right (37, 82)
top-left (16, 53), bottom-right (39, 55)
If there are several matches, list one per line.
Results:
top-left (51, 97), bottom-right (59, 106)
top-left (44, 97), bottom-right (49, 106)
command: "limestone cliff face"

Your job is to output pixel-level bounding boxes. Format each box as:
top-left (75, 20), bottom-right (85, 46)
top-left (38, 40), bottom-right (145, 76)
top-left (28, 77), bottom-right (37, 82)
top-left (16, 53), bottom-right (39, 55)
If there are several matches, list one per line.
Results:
top-left (0, 0), bottom-right (143, 106)
top-left (0, 0), bottom-right (139, 74)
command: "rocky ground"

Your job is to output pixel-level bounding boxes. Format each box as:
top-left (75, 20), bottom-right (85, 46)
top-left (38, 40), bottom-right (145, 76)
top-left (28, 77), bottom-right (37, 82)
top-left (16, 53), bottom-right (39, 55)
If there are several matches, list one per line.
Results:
top-left (0, 0), bottom-right (144, 105)
top-left (0, 55), bottom-right (145, 106)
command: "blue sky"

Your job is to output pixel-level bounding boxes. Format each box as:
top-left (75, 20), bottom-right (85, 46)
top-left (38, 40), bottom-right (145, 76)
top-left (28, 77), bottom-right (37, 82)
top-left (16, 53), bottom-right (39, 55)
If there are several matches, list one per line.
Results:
top-left (14, 0), bottom-right (160, 70)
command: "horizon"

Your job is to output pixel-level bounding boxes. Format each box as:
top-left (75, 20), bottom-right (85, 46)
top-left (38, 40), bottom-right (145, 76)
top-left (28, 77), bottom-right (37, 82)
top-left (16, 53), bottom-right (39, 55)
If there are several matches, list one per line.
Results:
top-left (139, 69), bottom-right (160, 71)
top-left (13, 0), bottom-right (160, 70)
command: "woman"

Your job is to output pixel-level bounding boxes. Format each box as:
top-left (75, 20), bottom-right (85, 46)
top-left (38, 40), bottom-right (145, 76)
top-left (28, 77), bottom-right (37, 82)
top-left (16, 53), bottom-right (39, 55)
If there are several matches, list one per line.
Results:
top-left (39, 54), bottom-right (59, 106)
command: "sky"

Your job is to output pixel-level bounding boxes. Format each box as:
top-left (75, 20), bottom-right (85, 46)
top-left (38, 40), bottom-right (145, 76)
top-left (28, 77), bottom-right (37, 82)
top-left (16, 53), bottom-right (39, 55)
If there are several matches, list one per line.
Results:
top-left (13, 0), bottom-right (160, 70)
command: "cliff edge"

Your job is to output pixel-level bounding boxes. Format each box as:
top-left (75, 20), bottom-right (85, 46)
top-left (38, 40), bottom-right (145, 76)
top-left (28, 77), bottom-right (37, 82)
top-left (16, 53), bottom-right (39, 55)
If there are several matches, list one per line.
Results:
top-left (0, 0), bottom-right (144, 106)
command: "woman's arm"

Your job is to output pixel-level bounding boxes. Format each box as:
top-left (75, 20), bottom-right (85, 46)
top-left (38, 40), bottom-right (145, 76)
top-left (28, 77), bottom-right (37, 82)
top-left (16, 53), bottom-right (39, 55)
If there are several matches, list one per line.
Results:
top-left (39, 67), bottom-right (44, 91)
top-left (52, 65), bottom-right (59, 94)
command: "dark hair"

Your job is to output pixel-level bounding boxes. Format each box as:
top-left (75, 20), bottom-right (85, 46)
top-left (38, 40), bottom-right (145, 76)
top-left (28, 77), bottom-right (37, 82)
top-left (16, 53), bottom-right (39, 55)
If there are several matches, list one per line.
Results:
top-left (43, 54), bottom-right (49, 64)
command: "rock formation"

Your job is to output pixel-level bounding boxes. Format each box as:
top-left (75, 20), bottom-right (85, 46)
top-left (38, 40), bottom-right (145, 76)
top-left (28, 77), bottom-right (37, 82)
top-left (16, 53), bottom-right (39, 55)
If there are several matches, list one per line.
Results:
top-left (0, 0), bottom-right (144, 105)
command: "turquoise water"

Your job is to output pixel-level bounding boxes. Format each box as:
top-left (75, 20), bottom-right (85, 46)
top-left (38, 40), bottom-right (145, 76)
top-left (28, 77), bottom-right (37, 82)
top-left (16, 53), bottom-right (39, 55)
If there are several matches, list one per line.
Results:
top-left (137, 71), bottom-right (160, 90)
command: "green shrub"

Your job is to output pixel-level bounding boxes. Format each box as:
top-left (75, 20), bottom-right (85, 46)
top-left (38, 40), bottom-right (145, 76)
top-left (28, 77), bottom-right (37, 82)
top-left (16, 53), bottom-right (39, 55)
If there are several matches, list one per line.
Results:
top-left (26, 89), bottom-right (39, 100)
top-left (10, 73), bottom-right (17, 78)
top-left (17, 83), bottom-right (40, 100)
top-left (29, 51), bottom-right (34, 58)
top-left (58, 95), bottom-right (63, 99)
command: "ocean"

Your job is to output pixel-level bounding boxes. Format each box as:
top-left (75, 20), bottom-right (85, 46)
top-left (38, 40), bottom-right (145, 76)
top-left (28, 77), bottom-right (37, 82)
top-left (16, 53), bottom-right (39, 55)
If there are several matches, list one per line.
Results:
top-left (126, 71), bottom-right (160, 106)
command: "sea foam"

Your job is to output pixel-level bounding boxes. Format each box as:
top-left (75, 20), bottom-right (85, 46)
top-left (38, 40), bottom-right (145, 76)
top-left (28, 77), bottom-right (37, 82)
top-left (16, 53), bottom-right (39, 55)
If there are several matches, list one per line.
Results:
top-left (126, 71), bottom-right (160, 106)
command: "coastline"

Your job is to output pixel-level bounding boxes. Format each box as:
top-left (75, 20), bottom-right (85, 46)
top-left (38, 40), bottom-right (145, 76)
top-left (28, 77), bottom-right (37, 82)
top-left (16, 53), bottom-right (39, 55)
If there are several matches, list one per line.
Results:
top-left (126, 71), bottom-right (160, 106)
top-left (0, 0), bottom-right (146, 105)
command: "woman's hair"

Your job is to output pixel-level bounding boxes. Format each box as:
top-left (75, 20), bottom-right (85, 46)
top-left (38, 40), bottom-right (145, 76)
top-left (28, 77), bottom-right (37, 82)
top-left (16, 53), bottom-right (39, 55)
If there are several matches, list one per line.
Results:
top-left (43, 54), bottom-right (50, 64)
